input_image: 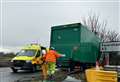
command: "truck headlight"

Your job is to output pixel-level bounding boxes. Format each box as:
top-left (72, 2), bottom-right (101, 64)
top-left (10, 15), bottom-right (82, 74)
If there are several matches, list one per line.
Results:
top-left (26, 60), bottom-right (31, 63)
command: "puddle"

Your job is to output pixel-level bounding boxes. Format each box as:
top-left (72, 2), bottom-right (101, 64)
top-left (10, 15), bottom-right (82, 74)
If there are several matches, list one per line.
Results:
top-left (62, 76), bottom-right (81, 82)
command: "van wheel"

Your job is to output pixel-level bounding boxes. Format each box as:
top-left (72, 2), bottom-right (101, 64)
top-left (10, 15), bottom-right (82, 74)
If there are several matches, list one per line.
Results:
top-left (11, 67), bottom-right (18, 73)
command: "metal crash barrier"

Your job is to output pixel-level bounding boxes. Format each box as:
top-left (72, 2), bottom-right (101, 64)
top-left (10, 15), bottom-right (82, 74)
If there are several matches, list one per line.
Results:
top-left (85, 68), bottom-right (117, 82)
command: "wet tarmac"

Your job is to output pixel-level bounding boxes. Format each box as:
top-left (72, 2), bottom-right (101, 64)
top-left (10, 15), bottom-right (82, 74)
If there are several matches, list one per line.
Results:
top-left (0, 67), bottom-right (83, 82)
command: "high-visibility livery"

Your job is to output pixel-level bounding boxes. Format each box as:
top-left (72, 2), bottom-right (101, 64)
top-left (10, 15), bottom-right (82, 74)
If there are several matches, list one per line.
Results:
top-left (10, 43), bottom-right (47, 73)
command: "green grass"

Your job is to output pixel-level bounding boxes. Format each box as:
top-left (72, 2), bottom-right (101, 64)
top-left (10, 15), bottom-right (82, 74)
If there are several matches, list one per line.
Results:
top-left (0, 57), bottom-right (13, 61)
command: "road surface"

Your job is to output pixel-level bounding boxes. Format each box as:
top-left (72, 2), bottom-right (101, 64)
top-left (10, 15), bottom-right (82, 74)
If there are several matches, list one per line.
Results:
top-left (0, 67), bottom-right (41, 82)
top-left (0, 67), bottom-right (82, 82)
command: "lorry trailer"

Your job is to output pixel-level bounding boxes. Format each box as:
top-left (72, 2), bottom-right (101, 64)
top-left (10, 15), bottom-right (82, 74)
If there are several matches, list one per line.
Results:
top-left (50, 23), bottom-right (101, 71)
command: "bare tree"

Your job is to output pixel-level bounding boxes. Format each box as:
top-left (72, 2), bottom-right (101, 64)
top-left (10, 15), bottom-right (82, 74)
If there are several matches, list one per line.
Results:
top-left (99, 27), bottom-right (108, 42)
top-left (81, 13), bottom-right (120, 42)
top-left (106, 30), bottom-right (120, 41)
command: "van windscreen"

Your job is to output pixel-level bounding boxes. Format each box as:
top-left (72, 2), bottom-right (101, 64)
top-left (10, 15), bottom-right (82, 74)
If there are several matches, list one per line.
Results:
top-left (17, 50), bottom-right (36, 57)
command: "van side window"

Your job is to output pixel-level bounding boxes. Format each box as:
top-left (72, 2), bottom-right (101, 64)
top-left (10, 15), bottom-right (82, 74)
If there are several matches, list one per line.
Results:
top-left (36, 50), bottom-right (40, 57)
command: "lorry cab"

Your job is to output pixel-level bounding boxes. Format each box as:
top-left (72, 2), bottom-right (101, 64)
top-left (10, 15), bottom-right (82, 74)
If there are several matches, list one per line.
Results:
top-left (11, 43), bottom-right (47, 73)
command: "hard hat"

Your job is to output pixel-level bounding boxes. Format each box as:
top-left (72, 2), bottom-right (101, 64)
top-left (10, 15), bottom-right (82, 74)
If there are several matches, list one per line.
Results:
top-left (42, 50), bottom-right (46, 54)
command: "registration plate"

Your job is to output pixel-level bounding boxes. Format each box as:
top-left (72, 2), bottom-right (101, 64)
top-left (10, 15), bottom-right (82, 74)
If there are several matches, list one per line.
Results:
top-left (14, 67), bottom-right (21, 69)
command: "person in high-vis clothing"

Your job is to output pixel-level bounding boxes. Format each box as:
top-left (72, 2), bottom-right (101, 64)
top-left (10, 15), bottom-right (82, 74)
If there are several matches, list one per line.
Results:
top-left (43, 47), bottom-right (65, 79)
top-left (41, 50), bottom-right (48, 80)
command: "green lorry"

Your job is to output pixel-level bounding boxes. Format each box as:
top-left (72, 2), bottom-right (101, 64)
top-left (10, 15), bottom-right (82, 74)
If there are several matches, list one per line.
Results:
top-left (50, 23), bottom-right (101, 71)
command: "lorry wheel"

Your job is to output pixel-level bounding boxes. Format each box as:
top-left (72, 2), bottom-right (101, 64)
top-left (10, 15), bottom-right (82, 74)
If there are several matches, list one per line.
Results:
top-left (69, 59), bottom-right (75, 72)
top-left (11, 68), bottom-right (18, 73)
top-left (80, 63), bottom-right (87, 72)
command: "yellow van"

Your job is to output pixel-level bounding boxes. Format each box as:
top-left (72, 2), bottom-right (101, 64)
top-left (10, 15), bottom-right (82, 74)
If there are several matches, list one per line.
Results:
top-left (10, 43), bottom-right (47, 73)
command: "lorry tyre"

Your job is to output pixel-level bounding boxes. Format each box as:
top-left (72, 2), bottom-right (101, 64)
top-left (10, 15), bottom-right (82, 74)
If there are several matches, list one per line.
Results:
top-left (69, 64), bottom-right (75, 72)
top-left (11, 68), bottom-right (18, 73)
top-left (80, 63), bottom-right (87, 71)
top-left (69, 59), bottom-right (75, 72)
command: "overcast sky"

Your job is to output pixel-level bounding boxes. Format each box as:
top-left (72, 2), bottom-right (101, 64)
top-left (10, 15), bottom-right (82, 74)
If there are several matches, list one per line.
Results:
top-left (0, 0), bottom-right (120, 50)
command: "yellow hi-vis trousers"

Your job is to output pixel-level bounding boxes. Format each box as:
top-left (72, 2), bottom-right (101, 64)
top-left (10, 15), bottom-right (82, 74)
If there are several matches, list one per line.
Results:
top-left (47, 62), bottom-right (56, 75)
top-left (41, 62), bottom-right (56, 79)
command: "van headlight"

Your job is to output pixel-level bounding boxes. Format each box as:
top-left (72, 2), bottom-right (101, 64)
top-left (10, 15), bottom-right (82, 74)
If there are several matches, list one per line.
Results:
top-left (11, 60), bottom-right (14, 62)
top-left (26, 60), bottom-right (31, 63)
